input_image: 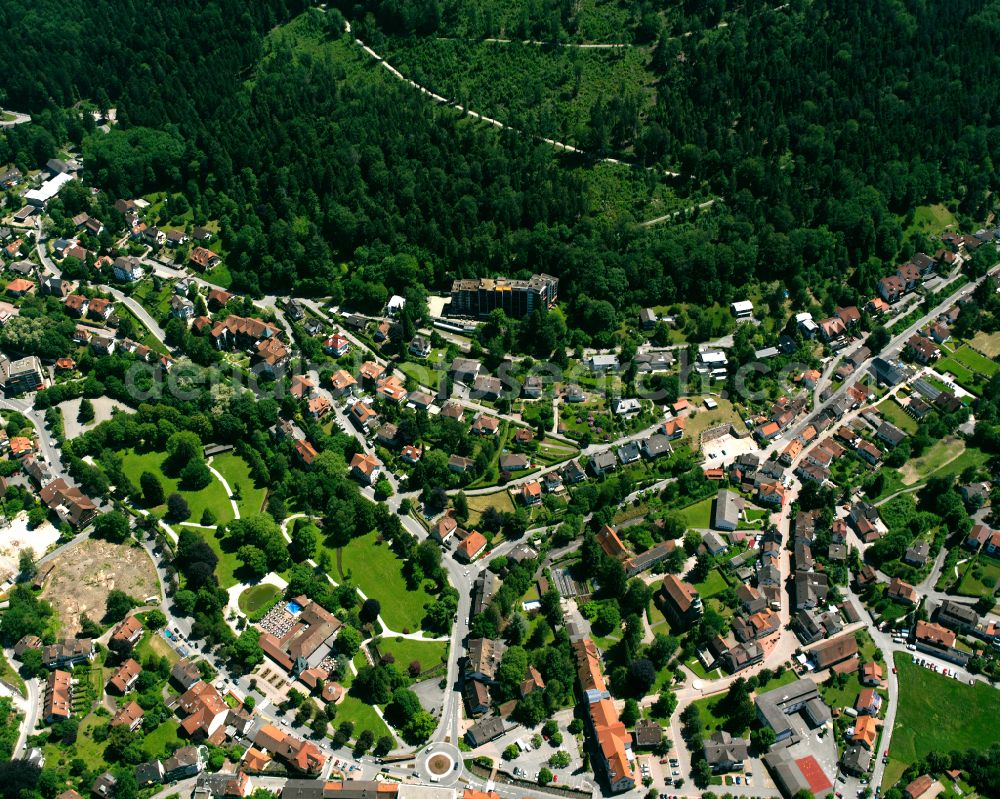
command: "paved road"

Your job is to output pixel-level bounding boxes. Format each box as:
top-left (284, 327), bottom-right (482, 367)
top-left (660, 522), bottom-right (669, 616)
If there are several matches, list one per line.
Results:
top-left (0, 109), bottom-right (31, 128)
top-left (100, 285), bottom-right (169, 344)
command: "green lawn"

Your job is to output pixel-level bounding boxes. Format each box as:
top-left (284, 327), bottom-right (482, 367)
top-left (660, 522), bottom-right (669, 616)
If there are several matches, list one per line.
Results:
top-left (903, 203), bottom-right (957, 238)
top-left (684, 655), bottom-right (722, 680)
top-left (693, 567), bottom-right (729, 599)
top-left (238, 583), bottom-right (282, 616)
top-left (820, 671), bottom-right (864, 712)
top-left (134, 629), bottom-right (180, 667)
top-left (121, 449), bottom-right (235, 526)
top-left (44, 712), bottom-right (112, 775)
top-left (203, 262), bottom-right (233, 288)
top-left (195, 524), bottom-right (244, 588)
top-left (0, 651), bottom-right (26, 696)
top-left (212, 451), bottom-right (267, 516)
top-left (956, 554), bottom-right (1000, 599)
top-left (336, 694), bottom-right (391, 741)
top-left (949, 344), bottom-right (999, 376)
top-left (142, 718), bottom-right (183, 759)
top-left (339, 532), bottom-right (435, 633)
top-left (679, 496), bottom-right (715, 529)
top-left (756, 669), bottom-right (798, 693)
top-left (924, 445), bottom-right (991, 483)
top-left (887, 652), bottom-right (1000, 787)
top-left (876, 399), bottom-right (918, 434)
top-left (691, 693), bottom-right (747, 737)
top-left (376, 636), bottom-right (448, 677)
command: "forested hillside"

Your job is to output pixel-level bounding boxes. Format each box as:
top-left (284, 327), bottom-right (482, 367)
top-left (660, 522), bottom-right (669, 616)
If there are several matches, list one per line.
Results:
top-left (2, 0), bottom-right (1000, 341)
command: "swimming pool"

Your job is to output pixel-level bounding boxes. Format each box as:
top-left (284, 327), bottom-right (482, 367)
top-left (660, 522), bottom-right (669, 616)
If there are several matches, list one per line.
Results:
top-left (286, 601), bottom-right (303, 615)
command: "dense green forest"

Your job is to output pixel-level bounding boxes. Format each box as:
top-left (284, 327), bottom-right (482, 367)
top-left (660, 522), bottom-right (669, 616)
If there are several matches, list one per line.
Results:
top-left (2, 0), bottom-right (1000, 340)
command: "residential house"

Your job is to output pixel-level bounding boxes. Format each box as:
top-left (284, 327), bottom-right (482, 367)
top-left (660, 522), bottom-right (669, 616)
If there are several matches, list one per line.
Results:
top-left (457, 531), bottom-right (488, 562)
top-left (170, 295), bottom-right (195, 319)
top-left (409, 336), bottom-right (431, 358)
top-left (907, 334), bottom-right (940, 364)
top-left (92, 774), bottom-right (118, 799)
top-left (878, 275), bottom-right (905, 303)
top-left (855, 688), bottom-right (882, 716)
top-left (112, 256), bottom-right (144, 282)
top-left (42, 639), bottom-right (95, 668)
top-left (589, 450), bottom-right (617, 477)
top-left (561, 460), bottom-right (586, 484)
top-left (851, 715), bottom-right (879, 750)
top-left (253, 725), bottom-right (325, 775)
top-left (587, 354), bottom-right (620, 373)
top-left (887, 577), bottom-right (919, 606)
top-left (447, 455), bottom-right (474, 474)
top-left (450, 358), bottom-right (482, 383)
top-left (349, 453), bottom-right (381, 486)
top-left (44, 670), bottom-right (73, 722)
top-left (703, 731), bottom-right (749, 773)
top-left (165, 229), bottom-right (188, 247)
top-left (39, 479), bottom-right (97, 527)
top-left (616, 441), bottom-right (641, 465)
top-left (176, 681), bottom-right (233, 743)
top-left (110, 616), bottom-right (144, 653)
top-left (323, 333), bottom-right (350, 357)
top-left (162, 747), bottom-right (205, 781)
top-left (329, 369), bottom-right (357, 397)
top-left (112, 701), bottom-right (145, 731)
top-left (349, 401), bottom-right (377, 432)
top-left (189, 247), bottom-right (221, 271)
top-left (470, 414), bottom-right (500, 436)
top-left (904, 540), bottom-right (930, 567)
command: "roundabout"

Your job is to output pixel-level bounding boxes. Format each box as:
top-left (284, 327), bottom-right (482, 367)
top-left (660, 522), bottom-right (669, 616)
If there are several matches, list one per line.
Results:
top-left (418, 742), bottom-right (462, 786)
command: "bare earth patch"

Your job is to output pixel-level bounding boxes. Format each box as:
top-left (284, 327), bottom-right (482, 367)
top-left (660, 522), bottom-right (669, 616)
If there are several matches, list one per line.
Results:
top-left (969, 331), bottom-right (1000, 359)
top-left (41, 538), bottom-right (159, 635)
top-left (0, 512), bottom-right (60, 584)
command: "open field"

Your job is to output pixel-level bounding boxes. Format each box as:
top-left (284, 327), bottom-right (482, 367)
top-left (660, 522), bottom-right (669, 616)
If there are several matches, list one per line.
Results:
top-left (212, 451), bottom-right (267, 516)
top-left (678, 496), bottom-right (714, 529)
top-left (339, 532), bottom-right (435, 633)
top-left (903, 203), bottom-right (958, 238)
top-left (936, 345), bottom-right (996, 394)
top-left (683, 397), bottom-right (748, 444)
top-left (40, 539), bottom-right (159, 635)
top-left (969, 330), bottom-right (1000, 358)
top-left (466, 490), bottom-right (516, 525)
top-left (885, 653), bottom-right (1000, 789)
top-left (948, 343), bottom-right (998, 376)
top-left (898, 436), bottom-right (964, 486)
top-left (335, 694), bottom-right (391, 741)
top-left (121, 449), bottom-right (235, 525)
top-left (141, 718), bottom-right (184, 758)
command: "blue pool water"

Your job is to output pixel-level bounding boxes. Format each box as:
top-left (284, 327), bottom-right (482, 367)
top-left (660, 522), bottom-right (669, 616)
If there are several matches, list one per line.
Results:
top-left (287, 601), bottom-right (304, 615)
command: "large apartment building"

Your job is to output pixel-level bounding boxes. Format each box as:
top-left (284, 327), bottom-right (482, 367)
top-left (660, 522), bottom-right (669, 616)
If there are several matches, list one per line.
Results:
top-left (449, 274), bottom-right (558, 319)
